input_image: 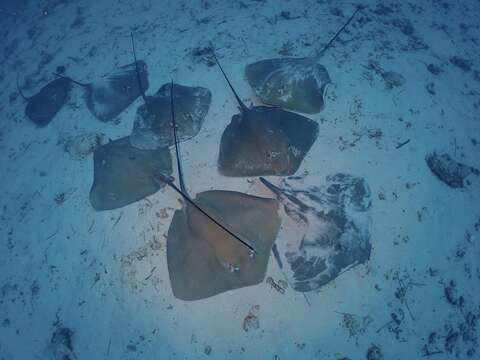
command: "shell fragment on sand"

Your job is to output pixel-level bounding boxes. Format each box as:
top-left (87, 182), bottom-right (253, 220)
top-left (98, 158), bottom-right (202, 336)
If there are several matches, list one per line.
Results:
top-left (129, 83), bottom-right (211, 149)
top-left (426, 152), bottom-right (479, 188)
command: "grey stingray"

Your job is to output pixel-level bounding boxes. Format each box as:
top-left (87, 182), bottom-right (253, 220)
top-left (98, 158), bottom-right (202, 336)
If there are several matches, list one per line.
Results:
top-left (260, 173), bottom-right (371, 292)
top-left (89, 136), bottom-right (172, 211)
top-left (156, 80), bottom-right (281, 301)
top-left (129, 82), bottom-right (211, 149)
top-left (63, 61), bottom-right (149, 122)
top-left (245, 7), bottom-right (361, 114)
top-left (127, 34), bottom-right (211, 149)
top-left (213, 53), bottom-right (319, 177)
top-left (17, 76), bottom-right (72, 127)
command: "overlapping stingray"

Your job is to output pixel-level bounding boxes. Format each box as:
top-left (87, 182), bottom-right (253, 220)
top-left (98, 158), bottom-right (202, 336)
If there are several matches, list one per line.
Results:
top-left (128, 35), bottom-right (212, 149)
top-left (17, 76), bottom-right (72, 126)
top-left (213, 53), bottom-right (318, 177)
top-left (260, 174), bottom-right (371, 292)
top-left (167, 190), bottom-right (280, 300)
top-left (245, 7), bottom-right (361, 114)
top-left (159, 81), bottom-right (281, 301)
top-left (62, 61), bottom-right (149, 122)
top-left (129, 83), bottom-right (211, 149)
top-left (89, 136), bottom-right (172, 211)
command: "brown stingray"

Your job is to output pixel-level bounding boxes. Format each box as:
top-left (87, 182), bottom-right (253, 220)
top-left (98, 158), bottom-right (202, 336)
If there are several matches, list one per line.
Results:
top-left (213, 53), bottom-right (319, 177)
top-left (157, 80), bottom-right (281, 301)
top-left (89, 136), bottom-right (172, 211)
top-left (245, 7), bottom-right (361, 114)
top-left (167, 190), bottom-right (280, 300)
top-left (17, 76), bottom-right (72, 127)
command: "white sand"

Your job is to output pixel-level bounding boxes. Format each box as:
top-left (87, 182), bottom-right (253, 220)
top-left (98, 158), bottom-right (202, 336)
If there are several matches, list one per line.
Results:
top-left (1, 0), bottom-right (479, 359)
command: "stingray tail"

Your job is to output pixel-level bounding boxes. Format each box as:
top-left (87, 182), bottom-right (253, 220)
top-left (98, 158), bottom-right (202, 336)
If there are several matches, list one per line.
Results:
top-left (130, 32), bottom-right (148, 104)
top-left (52, 73), bottom-right (90, 87)
top-left (315, 5), bottom-right (364, 58)
top-left (211, 50), bottom-right (248, 112)
top-left (16, 74), bottom-right (29, 101)
top-left (169, 79), bottom-right (188, 196)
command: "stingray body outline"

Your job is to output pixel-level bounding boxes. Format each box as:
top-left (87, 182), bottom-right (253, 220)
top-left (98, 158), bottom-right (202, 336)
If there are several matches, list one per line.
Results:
top-left (245, 6), bottom-right (362, 113)
top-left (17, 76), bottom-right (72, 126)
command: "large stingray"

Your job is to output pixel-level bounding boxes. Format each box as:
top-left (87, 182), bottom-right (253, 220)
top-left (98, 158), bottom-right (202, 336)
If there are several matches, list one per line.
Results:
top-left (17, 76), bottom-right (72, 127)
top-left (60, 61), bottom-right (149, 122)
top-left (212, 52), bottom-right (319, 177)
top-left (158, 82), bottom-right (281, 301)
top-left (245, 7), bottom-right (361, 114)
top-left (260, 174), bottom-right (371, 292)
top-left (89, 136), bottom-right (172, 211)
top-left (128, 35), bottom-right (212, 149)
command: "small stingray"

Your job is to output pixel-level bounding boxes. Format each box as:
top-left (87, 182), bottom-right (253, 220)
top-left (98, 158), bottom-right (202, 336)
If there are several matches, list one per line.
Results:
top-left (167, 190), bottom-right (280, 300)
top-left (245, 7), bottom-right (361, 113)
top-left (260, 174), bottom-right (371, 292)
top-left (17, 76), bottom-right (72, 127)
top-left (89, 136), bottom-right (172, 211)
top-left (62, 61), bottom-right (149, 122)
top-left (129, 83), bottom-right (212, 149)
top-left (212, 52), bottom-right (319, 177)
top-left (158, 81), bottom-right (281, 301)
top-left (128, 35), bottom-right (211, 149)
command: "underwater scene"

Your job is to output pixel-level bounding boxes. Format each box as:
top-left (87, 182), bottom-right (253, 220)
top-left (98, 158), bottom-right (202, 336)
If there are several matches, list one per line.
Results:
top-left (1, 0), bottom-right (479, 359)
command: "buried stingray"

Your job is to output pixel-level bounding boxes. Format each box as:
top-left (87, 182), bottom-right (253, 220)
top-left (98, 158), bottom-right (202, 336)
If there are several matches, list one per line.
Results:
top-left (128, 33), bottom-right (212, 150)
top-left (212, 52), bottom-right (318, 177)
top-left (245, 6), bottom-right (362, 114)
top-left (17, 75), bottom-right (72, 127)
top-left (157, 81), bottom-right (281, 301)
top-left (89, 136), bottom-right (172, 211)
top-left (260, 174), bottom-right (372, 292)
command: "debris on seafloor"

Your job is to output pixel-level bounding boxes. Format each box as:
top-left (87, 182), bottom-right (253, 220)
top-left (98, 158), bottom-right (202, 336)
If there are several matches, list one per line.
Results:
top-left (260, 173), bottom-right (372, 292)
top-left (425, 152), bottom-right (479, 188)
top-left (48, 322), bottom-right (77, 360)
top-left (366, 61), bottom-right (406, 89)
top-left (63, 132), bottom-right (107, 160)
top-left (366, 344), bottom-right (384, 360)
top-left (266, 276), bottom-right (287, 294)
top-left (243, 305), bottom-right (260, 332)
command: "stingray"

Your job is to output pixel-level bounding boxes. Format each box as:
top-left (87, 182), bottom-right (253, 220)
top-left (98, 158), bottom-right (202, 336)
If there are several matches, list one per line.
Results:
top-left (17, 76), bottom-right (72, 127)
top-left (245, 7), bottom-right (362, 114)
top-left (59, 60), bottom-right (149, 122)
top-left (89, 136), bottom-right (172, 211)
top-left (212, 52), bottom-right (319, 177)
top-left (156, 82), bottom-right (281, 300)
top-left (260, 174), bottom-right (371, 292)
top-left (129, 82), bottom-right (212, 149)
top-left (128, 35), bottom-right (212, 149)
